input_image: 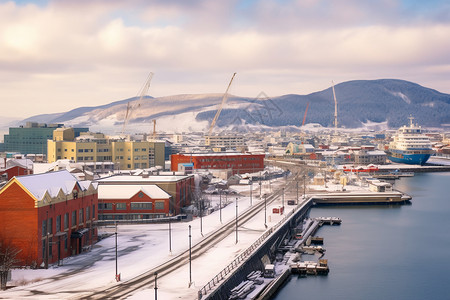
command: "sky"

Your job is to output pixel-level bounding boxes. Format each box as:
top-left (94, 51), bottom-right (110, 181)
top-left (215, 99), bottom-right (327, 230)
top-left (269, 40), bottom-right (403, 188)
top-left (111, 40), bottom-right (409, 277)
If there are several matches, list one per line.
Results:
top-left (1, 0), bottom-right (450, 119)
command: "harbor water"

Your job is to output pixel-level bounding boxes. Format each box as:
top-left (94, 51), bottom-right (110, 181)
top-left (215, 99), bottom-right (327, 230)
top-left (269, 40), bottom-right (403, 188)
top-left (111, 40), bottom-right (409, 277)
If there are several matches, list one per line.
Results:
top-left (272, 172), bottom-right (450, 300)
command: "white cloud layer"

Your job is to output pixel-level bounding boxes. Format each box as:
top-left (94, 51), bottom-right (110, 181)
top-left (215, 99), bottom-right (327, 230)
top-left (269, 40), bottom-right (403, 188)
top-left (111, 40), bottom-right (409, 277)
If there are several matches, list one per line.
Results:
top-left (1, 0), bottom-right (450, 118)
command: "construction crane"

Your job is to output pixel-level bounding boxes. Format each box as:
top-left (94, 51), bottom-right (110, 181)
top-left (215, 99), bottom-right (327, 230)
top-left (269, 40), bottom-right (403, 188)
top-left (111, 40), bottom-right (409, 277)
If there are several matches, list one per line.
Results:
top-left (121, 72), bottom-right (154, 136)
top-left (207, 72), bottom-right (237, 137)
top-left (331, 81), bottom-right (338, 134)
top-left (152, 119), bottom-right (157, 140)
top-left (302, 102), bottom-right (309, 127)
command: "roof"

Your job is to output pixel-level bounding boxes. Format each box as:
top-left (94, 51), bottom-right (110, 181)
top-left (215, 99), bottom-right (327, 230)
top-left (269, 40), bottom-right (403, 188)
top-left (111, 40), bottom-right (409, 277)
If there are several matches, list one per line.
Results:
top-left (178, 152), bottom-right (264, 157)
top-left (98, 184), bottom-right (171, 200)
top-left (14, 170), bottom-right (89, 200)
top-left (97, 174), bottom-right (191, 183)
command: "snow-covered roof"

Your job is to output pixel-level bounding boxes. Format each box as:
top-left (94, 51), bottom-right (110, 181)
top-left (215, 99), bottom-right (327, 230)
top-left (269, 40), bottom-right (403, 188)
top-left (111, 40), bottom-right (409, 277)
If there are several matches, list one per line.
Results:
top-left (14, 170), bottom-right (87, 200)
top-left (98, 184), bottom-right (171, 200)
top-left (97, 174), bottom-right (191, 183)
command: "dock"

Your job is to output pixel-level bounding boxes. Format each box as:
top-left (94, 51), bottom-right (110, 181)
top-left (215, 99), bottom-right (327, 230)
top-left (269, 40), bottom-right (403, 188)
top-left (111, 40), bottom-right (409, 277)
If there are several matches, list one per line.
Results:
top-left (310, 191), bottom-right (411, 205)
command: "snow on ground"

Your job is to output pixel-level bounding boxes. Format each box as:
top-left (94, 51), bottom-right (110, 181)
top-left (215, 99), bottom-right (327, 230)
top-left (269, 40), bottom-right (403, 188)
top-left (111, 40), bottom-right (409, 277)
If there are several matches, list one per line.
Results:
top-left (2, 178), bottom-right (291, 300)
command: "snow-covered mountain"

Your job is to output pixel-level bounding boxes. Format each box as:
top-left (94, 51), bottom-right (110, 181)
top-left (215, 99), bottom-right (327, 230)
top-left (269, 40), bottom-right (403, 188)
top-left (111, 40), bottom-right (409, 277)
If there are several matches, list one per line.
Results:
top-left (20, 79), bottom-right (450, 134)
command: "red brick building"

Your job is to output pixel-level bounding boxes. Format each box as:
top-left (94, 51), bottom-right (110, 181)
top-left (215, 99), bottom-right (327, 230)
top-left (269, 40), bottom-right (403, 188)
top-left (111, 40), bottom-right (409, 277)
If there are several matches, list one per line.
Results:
top-left (0, 165), bottom-right (32, 182)
top-left (0, 170), bottom-right (98, 267)
top-left (97, 184), bottom-right (172, 220)
top-left (97, 174), bottom-right (194, 216)
top-left (171, 153), bottom-right (265, 175)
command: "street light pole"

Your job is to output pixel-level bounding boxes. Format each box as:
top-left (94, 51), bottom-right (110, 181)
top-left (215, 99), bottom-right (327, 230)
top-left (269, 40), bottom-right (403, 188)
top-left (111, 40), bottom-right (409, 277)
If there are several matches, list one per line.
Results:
top-left (281, 188), bottom-right (284, 215)
top-left (115, 221), bottom-right (119, 281)
top-left (264, 194), bottom-right (267, 228)
top-left (189, 225), bottom-right (192, 287)
top-left (154, 272), bottom-right (158, 300)
top-left (235, 197), bottom-right (238, 244)
top-left (169, 217), bottom-right (172, 254)
top-left (219, 190), bottom-right (222, 223)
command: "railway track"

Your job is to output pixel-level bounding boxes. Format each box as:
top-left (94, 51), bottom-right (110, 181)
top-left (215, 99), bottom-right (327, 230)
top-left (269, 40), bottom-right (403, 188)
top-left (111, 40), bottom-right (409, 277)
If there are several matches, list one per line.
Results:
top-left (83, 187), bottom-right (286, 299)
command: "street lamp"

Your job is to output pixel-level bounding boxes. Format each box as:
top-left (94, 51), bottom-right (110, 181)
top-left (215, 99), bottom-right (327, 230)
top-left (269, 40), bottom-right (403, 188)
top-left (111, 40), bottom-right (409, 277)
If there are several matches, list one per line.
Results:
top-left (281, 188), bottom-right (284, 215)
top-left (115, 221), bottom-right (120, 281)
top-left (219, 190), bottom-right (222, 223)
top-left (188, 225), bottom-right (192, 287)
top-left (264, 194), bottom-right (267, 228)
top-left (169, 216), bottom-right (172, 254)
top-left (235, 197), bottom-right (238, 244)
top-left (154, 272), bottom-right (158, 300)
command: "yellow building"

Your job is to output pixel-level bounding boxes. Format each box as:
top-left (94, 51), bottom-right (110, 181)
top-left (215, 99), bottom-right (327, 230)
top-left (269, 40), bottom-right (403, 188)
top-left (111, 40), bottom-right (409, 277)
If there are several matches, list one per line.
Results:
top-left (47, 130), bottom-right (165, 170)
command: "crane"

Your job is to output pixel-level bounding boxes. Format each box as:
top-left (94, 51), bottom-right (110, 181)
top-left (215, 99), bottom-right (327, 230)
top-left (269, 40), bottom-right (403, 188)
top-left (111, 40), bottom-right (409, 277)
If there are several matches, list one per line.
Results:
top-left (331, 81), bottom-right (338, 134)
top-left (302, 102), bottom-right (309, 127)
top-left (121, 72), bottom-right (154, 136)
top-left (208, 72), bottom-right (237, 137)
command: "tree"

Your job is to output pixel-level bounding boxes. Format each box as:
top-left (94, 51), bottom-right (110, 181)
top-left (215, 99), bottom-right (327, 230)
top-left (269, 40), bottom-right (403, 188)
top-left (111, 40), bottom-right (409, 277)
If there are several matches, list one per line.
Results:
top-left (0, 240), bottom-right (21, 290)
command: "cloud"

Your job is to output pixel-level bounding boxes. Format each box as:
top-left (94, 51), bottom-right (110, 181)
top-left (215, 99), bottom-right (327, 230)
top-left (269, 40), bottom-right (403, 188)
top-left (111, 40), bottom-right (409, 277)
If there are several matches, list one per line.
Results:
top-left (0, 0), bottom-right (450, 118)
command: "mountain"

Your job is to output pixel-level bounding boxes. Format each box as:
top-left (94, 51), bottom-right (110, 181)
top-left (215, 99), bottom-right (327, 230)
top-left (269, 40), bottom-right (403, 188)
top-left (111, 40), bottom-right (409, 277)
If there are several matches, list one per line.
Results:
top-left (20, 79), bottom-right (450, 133)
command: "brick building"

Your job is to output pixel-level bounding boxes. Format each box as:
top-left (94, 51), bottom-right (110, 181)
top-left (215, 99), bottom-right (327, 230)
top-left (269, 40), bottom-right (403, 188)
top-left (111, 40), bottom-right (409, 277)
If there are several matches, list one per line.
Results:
top-left (97, 174), bottom-right (194, 216)
top-left (171, 153), bottom-right (265, 175)
top-left (0, 170), bottom-right (97, 267)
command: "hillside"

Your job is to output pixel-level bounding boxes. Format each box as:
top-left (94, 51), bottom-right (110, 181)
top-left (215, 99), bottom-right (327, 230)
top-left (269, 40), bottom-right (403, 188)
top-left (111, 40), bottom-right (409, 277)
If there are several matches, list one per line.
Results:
top-left (20, 79), bottom-right (450, 133)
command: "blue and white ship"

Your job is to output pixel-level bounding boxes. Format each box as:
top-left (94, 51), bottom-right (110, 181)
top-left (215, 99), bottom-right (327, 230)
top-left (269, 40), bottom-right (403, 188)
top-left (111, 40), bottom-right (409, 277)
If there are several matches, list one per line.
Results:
top-left (386, 117), bottom-right (433, 165)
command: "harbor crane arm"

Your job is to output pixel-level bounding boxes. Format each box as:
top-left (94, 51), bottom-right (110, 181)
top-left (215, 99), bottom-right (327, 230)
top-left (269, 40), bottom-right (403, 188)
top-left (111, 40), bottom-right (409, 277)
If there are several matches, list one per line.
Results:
top-left (208, 72), bottom-right (237, 137)
top-left (332, 81), bottom-right (338, 134)
top-left (302, 102), bottom-right (309, 127)
top-left (121, 72), bottom-right (154, 135)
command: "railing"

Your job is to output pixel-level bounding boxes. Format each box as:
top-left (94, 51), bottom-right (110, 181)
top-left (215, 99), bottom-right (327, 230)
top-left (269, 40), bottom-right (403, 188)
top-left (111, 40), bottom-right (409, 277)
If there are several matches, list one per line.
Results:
top-left (197, 203), bottom-right (299, 298)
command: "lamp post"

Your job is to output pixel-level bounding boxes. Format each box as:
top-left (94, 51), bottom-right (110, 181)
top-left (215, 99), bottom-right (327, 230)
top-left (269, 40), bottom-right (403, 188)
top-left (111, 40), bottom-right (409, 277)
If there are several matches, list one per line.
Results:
top-left (154, 272), bottom-right (158, 300)
top-left (264, 194), bottom-right (267, 228)
top-left (235, 197), bottom-right (238, 244)
top-left (281, 188), bottom-right (284, 215)
top-left (249, 181), bottom-right (252, 206)
top-left (115, 221), bottom-right (119, 281)
top-left (219, 190), bottom-right (222, 223)
top-left (188, 225), bottom-right (192, 287)
top-left (169, 216), bottom-right (172, 254)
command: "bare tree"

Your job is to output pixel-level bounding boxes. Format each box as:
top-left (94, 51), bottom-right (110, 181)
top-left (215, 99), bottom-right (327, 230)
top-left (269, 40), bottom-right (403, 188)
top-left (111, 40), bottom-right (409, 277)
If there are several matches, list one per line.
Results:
top-left (0, 241), bottom-right (21, 290)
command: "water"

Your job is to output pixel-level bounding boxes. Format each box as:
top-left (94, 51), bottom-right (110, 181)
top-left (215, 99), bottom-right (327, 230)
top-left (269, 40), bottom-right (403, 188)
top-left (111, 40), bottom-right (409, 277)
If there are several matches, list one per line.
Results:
top-left (272, 172), bottom-right (450, 300)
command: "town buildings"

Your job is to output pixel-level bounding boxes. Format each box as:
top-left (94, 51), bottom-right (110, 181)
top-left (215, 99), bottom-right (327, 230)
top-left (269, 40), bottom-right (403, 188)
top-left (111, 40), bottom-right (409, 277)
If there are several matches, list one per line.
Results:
top-left (170, 153), bottom-right (265, 175)
top-left (0, 170), bottom-right (98, 267)
top-left (2, 122), bottom-right (88, 156)
top-left (47, 129), bottom-right (165, 170)
top-left (97, 173), bottom-right (195, 217)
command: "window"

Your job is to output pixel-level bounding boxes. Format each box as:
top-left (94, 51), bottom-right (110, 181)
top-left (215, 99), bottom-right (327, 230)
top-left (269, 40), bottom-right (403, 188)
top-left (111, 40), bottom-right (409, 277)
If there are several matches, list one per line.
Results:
top-left (99, 203), bottom-right (112, 210)
top-left (72, 210), bottom-right (77, 226)
top-left (116, 203), bottom-right (126, 210)
top-left (131, 202), bottom-right (152, 210)
top-left (42, 219), bottom-right (47, 236)
top-left (155, 201), bottom-right (165, 210)
top-left (79, 209), bottom-right (84, 225)
top-left (56, 215), bottom-right (61, 232)
top-left (78, 149), bottom-right (83, 153)
top-left (86, 206), bottom-right (90, 219)
top-left (49, 238), bottom-right (52, 257)
top-left (92, 204), bottom-right (95, 219)
top-left (64, 213), bottom-right (69, 230)
top-left (49, 218), bottom-right (53, 234)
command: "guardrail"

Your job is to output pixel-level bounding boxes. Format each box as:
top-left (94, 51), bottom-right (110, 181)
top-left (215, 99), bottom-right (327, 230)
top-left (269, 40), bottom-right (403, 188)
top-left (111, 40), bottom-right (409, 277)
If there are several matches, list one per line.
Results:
top-left (198, 204), bottom-right (298, 297)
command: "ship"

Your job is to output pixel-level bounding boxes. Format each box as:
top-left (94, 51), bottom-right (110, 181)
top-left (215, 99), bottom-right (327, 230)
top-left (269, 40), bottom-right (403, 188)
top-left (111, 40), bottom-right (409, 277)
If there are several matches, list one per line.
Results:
top-left (386, 116), bottom-right (433, 165)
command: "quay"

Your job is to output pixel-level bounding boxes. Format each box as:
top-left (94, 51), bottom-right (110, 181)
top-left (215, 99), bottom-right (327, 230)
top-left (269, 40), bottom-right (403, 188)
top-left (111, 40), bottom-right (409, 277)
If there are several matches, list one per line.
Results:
top-left (310, 191), bottom-right (411, 205)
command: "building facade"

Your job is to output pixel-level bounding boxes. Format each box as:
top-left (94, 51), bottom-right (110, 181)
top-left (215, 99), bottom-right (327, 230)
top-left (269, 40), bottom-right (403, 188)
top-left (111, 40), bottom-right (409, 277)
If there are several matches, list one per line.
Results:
top-left (97, 174), bottom-right (195, 216)
top-left (3, 123), bottom-right (88, 156)
top-left (47, 130), bottom-right (165, 170)
top-left (0, 170), bottom-right (97, 267)
top-left (171, 153), bottom-right (265, 175)
top-left (97, 184), bottom-right (172, 220)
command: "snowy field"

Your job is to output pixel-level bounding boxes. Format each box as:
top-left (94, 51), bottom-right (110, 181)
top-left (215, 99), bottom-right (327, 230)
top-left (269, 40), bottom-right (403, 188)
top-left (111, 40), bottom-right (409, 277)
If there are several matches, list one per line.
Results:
top-left (2, 178), bottom-right (293, 300)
